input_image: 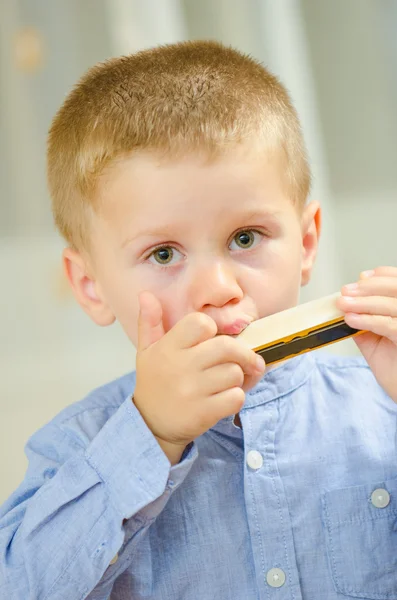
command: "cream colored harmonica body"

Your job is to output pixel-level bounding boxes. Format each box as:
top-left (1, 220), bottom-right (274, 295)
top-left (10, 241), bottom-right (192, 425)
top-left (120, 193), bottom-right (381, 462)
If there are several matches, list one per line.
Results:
top-left (236, 292), bottom-right (364, 365)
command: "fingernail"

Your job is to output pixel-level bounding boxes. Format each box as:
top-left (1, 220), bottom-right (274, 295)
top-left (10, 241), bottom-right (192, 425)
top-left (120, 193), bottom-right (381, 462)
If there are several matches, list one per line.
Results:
top-left (361, 269), bottom-right (375, 278)
top-left (344, 283), bottom-right (358, 291)
top-left (343, 294), bottom-right (356, 301)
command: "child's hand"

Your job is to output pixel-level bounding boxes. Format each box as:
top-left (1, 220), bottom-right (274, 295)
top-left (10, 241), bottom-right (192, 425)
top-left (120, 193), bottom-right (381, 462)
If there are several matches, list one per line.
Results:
top-left (133, 291), bottom-right (266, 464)
top-left (337, 266), bottom-right (397, 403)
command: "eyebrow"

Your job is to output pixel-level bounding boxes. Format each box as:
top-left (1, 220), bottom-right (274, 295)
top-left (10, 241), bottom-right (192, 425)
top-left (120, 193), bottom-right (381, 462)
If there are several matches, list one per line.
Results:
top-left (243, 209), bottom-right (281, 221)
top-left (121, 227), bottom-right (176, 249)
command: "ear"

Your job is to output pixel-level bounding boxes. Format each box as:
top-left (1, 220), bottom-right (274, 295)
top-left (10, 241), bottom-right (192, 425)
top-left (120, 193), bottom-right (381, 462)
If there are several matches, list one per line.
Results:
top-left (300, 200), bottom-right (321, 287)
top-left (62, 247), bottom-right (116, 326)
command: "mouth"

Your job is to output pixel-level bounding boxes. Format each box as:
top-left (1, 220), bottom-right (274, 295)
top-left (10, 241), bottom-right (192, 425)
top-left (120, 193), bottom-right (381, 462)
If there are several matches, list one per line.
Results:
top-left (217, 319), bottom-right (252, 336)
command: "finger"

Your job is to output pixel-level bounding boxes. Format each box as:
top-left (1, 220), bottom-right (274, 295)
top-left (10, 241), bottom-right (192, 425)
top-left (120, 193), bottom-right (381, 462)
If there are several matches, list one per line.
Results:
top-left (170, 312), bottom-right (217, 349)
top-left (242, 365), bottom-right (266, 392)
top-left (137, 291), bottom-right (165, 352)
top-left (341, 276), bottom-right (397, 300)
top-left (352, 330), bottom-right (380, 356)
top-left (360, 266), bottom-right (397, 279)
top-left (201, 362), bottom-right (245, 395)
top-left (196, 335), bottom-right (265, 375)
top-left (344, 313), bottom-right (397, 344)
top-left (337, 295), bottom-right (397, 318)
top-left (207, 387), bottom-right (246, 422)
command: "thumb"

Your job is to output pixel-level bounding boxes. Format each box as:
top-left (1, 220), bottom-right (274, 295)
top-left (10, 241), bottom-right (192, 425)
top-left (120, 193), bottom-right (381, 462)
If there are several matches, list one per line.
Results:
top-left (137, 291), bottom-right (165, 352)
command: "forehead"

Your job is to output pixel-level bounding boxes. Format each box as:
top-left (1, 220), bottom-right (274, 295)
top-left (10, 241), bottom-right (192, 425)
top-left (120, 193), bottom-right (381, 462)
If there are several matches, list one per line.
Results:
top-left (97, 149), bottom-right (291, 220)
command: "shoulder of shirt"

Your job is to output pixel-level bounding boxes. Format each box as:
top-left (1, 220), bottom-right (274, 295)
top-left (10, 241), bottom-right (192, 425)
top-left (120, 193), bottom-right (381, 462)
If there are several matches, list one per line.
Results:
top-left (310, 351), bottom-right (388, 393)
top-left (310, 351), bottom-right (397, 415)
top-left (27, 371), bottom-right (137, 453)
top-left (55, 370), bottom-right (137, 422)
top-left (312, 351), bottom-right (371, 373)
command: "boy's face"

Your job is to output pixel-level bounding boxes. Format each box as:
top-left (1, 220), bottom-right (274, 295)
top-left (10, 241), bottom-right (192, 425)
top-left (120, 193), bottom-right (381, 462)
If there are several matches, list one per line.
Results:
top-left (65, 150), bottom-right (320, 348)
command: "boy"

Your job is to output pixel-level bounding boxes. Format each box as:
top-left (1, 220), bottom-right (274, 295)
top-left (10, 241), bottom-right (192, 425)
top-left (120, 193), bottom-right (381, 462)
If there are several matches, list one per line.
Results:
top-left (1, 40), bottom-right (397, 599)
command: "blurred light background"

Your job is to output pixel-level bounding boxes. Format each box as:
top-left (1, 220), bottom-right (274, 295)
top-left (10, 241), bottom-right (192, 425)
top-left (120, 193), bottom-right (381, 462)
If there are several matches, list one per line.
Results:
top-left (1, 0), bottom-right (396, 502)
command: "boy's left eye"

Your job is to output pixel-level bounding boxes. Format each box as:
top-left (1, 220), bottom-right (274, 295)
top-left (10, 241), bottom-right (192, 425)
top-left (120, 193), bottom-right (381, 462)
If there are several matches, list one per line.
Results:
top-left (229, 229), bottom-right (262, 250)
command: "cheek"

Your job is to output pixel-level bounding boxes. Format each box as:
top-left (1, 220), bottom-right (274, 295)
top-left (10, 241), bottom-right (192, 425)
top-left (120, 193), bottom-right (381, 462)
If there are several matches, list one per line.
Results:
top-left (253, 277), bottom-right (300, 318)
top-left (138, 270), bottom-right (189, 332)
top-left (97, 267), bottom-right (140, 342)
top-left (271, 256), bottom-right (302, 309)
top-left (245, 245), bottom-right (302, 315)
top-left (120, 294), bottom-right (178, 344)
top-left (113, 267), bottom-right (188, 340)
top-left (159, 292), bottom-right (186, 333)
top-left (115, 297), bottom-right (141, 346)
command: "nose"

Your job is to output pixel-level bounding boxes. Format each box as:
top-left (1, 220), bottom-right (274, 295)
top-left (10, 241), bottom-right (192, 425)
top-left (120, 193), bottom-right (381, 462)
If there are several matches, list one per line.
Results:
top-left (188, 259), bottom-right (244, 311)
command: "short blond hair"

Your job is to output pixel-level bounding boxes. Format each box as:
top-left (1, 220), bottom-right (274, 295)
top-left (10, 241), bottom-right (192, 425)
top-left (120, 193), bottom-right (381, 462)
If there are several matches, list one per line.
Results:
top-left (47, 40), bottom-right (311, 250)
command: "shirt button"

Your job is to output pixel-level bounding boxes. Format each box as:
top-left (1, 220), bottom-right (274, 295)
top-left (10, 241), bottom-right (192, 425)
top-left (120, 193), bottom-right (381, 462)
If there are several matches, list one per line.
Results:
top-left (109, 553), bottom-right (119, 565)
top-left (371, 488), bottom-right (390, 508)
top-left (246, 450), bottom-right (263, 470)
top-left (266, 568), bottom-right (286, 588)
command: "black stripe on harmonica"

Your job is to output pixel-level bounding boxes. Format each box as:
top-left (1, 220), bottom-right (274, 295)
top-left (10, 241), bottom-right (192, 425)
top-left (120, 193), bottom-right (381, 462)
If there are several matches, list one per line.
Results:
top-left (255, 321), bottom-right (360, 365)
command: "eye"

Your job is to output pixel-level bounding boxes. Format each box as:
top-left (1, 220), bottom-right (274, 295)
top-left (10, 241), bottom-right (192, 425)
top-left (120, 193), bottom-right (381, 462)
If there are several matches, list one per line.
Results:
top-left (148, 246), bottom-right (182, 266)
top-left (230, 229), bottom-right (262, 250)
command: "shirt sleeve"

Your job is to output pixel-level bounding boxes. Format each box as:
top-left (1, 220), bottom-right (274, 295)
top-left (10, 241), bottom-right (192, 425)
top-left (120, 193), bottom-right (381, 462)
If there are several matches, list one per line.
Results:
top-left (0, 396), bottom-right (198, 600)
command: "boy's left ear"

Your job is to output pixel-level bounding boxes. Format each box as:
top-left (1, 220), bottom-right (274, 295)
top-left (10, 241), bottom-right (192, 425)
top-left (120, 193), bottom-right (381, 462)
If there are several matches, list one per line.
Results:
top-left (300, 200), bottom-right (321, 287)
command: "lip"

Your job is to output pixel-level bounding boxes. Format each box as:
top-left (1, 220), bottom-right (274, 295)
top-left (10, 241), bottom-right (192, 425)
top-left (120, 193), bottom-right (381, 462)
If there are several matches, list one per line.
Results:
top-left (217, 319), bottom-right (252, 336)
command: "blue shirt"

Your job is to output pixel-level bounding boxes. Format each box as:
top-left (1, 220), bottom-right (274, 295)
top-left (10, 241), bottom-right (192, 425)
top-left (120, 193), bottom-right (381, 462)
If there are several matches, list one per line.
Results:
top-left (1, 352), bottom-right (397, 600)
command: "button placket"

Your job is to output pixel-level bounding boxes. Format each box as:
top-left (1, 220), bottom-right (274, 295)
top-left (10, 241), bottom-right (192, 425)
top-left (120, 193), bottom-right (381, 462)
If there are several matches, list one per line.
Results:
top-left (242, 404), bottom-right (302, 598)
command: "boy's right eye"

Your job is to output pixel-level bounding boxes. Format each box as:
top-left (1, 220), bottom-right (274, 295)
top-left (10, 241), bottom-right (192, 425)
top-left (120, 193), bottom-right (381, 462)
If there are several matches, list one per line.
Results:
top-left (148, 246), bottom-right (182, 266)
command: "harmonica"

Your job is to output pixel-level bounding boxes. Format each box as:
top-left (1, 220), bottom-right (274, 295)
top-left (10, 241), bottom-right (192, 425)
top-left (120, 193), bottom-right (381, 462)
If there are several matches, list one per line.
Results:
top-left (236, 292), bottom-right (364, 365)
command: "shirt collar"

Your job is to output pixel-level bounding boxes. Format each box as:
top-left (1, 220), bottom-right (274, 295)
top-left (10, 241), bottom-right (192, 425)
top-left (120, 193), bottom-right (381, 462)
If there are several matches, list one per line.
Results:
top-left (243, 352), bottom-right (315, 409)
top-left (210, 353), bottom-right (315, 438)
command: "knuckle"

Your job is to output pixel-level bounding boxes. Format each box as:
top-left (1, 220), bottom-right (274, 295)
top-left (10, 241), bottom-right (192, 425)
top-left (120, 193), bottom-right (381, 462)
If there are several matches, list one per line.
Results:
top-left (241, 346), bottom-right (256, 367)
top-left (248, 349), bottom-right (259, 366)
top-left (231, 387), bottom-right (245, 409)
top-left (390, 317), bottom-right (397, 334)
top-left (229, 363), bottom-right (244, 386)
top-left (196, 313), bottom-right (217, 336)
top-left (217, 334), bottom-right (234, 353)
top-left (382, 314), bottom-right (394, 330)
